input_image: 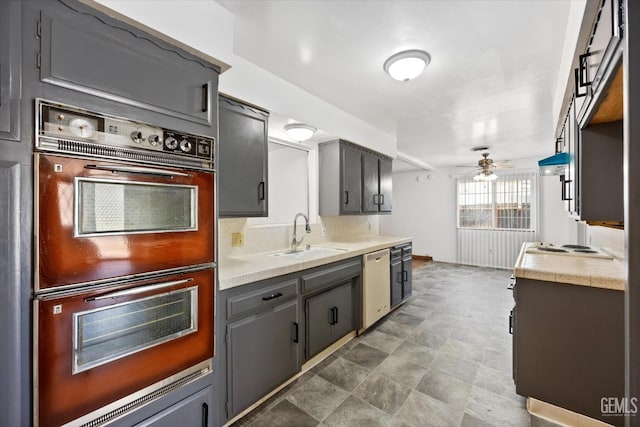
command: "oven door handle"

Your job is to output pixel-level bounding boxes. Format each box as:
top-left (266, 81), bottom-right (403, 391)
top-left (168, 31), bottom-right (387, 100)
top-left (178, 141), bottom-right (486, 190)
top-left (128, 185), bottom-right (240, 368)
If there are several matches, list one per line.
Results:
top-left (86, 278), bottom-right (193, 301)
top-left (85, 164), bottom-right (189, 177)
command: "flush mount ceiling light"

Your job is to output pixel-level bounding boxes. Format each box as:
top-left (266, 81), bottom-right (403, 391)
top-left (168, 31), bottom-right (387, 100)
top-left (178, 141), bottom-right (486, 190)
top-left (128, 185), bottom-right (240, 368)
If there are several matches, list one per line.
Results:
top-left (284, 123), bottom-right (316, 141)
top-left (383, 49), bottom-right (431, 82)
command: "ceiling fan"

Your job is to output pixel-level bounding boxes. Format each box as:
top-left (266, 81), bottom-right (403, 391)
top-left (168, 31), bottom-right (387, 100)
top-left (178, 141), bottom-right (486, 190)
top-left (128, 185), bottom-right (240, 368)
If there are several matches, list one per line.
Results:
top-left (458, 148), bottom-right (514, 181)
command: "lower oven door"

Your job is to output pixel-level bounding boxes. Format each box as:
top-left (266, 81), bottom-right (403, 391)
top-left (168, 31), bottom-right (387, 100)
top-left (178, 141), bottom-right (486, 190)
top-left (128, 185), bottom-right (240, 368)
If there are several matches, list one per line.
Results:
top-left (35, 268), bottom-right (214, 427)
top-left (36, 153), bottom-right (215, 291)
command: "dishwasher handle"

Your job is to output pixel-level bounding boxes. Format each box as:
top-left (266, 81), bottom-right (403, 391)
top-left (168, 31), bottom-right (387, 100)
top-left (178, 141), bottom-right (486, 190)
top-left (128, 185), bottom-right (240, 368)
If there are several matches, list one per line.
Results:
top-left (365, 248), bottom-right (390, 262)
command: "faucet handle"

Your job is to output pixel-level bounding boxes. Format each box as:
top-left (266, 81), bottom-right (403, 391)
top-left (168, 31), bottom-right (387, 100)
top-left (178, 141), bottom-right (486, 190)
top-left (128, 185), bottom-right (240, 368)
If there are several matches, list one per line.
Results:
top-left (305, 224), bottom-right (311, 233)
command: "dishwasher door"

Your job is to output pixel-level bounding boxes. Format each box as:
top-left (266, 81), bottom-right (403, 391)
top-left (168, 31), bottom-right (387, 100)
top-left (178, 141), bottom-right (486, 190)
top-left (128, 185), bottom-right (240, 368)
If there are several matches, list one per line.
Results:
top-left (362, 249), bottom-right (391, 329)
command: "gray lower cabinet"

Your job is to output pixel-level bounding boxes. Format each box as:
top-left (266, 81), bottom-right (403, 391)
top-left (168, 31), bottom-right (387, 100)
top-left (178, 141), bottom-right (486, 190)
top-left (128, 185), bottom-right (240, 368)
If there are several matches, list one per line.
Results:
top-left (305, 281), bottom-right (354, 358)
top-left (136, 386), bottom-right (214, 427)
top-left (226, 298), bottom-right (300, 417)
top-left (390, 244), bottom-right (412, 308)
top-left (218, 94), bottom-right (269, 217)
top-left (514, 278), bottom-right (624, 426)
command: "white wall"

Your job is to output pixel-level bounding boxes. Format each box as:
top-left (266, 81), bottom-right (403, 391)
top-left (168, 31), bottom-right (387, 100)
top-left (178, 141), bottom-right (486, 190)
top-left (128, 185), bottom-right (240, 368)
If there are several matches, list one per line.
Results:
top-left (380, 170), bottom-right (457, 263)
top-left (92, 0), bottom-right (396, 157)
top-left (380, 157), bottom-right (581, 263)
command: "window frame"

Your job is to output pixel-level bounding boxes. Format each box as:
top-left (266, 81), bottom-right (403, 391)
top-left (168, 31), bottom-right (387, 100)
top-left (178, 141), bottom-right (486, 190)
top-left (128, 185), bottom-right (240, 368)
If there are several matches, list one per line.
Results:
top-left (456, 173), bottom-right (537, 231)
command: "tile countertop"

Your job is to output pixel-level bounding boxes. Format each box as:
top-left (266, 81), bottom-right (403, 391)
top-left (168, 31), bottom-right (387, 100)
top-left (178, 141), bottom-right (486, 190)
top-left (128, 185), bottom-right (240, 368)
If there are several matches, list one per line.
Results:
top-left (218, 236), bottom-right (412, 290)
top-left (514, 242), bottom-right (625, 291)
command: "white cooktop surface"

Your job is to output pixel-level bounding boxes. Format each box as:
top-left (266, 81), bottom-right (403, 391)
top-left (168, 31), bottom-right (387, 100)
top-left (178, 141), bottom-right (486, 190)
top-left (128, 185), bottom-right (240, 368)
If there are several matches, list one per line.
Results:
top-left (525, 244), bottom-right (614, 259)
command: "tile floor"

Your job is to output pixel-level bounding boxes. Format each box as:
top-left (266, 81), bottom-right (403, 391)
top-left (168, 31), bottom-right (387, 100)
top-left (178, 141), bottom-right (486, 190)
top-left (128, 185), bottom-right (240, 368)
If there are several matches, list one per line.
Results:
top-left (232, 262), bottom-right (558, 427)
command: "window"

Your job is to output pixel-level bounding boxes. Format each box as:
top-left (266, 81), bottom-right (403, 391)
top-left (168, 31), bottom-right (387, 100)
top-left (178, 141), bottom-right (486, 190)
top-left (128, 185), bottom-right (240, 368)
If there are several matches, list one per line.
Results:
top-left (457, 174), bottom-right (535, 230)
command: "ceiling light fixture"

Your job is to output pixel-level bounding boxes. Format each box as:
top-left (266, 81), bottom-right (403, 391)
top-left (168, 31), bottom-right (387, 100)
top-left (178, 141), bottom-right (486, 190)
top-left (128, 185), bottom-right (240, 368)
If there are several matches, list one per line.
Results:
top-left (383, 49), bottom-right (431, 82)
top-left (284, 123), bottom-right (316, 142)
top-left (473, 171), bottom-right (498, 182)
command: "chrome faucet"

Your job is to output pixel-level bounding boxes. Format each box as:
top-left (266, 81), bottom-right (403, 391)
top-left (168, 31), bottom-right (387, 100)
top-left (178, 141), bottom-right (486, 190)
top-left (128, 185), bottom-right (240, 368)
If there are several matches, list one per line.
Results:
top-left (291, 212), bottom-right (311, 252)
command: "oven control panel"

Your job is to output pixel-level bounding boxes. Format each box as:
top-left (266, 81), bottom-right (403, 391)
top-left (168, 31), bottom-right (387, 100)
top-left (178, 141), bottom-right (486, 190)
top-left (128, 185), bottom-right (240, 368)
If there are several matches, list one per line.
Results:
top-left (36, 99), bottom-right (215, 171)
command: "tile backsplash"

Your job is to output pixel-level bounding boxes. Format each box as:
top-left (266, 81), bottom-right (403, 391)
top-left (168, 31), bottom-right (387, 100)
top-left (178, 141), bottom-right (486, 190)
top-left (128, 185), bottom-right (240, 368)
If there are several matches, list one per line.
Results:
top-left (218, 216), bottom-right (381, 258)
top-left (586, 224), bottom-right (624, 259)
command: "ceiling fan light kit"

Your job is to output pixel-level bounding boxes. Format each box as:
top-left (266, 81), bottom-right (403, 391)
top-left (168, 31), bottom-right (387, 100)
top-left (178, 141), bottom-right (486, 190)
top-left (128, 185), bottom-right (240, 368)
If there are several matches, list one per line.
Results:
top-left (383, 49), bottom-right (431, 81)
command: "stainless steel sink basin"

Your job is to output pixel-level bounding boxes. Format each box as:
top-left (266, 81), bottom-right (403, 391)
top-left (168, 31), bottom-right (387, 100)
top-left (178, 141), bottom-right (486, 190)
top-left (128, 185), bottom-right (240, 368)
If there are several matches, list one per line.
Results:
top-left (271, 247), bottom-right (348, 259)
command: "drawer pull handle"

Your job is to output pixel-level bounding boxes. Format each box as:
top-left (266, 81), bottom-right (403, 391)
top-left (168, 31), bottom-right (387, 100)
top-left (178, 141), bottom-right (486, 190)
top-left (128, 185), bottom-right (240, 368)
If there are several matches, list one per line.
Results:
top-left (262, 292), bottom-right (283, 301)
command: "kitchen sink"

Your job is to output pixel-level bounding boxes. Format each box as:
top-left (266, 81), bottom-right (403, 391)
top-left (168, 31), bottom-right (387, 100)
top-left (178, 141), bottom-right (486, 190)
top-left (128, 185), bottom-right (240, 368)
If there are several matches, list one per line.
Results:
top-left (271, 247), bottom-right (348, 259)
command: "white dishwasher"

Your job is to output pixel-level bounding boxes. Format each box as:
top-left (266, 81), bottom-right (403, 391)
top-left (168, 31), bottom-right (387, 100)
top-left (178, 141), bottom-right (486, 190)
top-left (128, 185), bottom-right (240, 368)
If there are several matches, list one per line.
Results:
top-left (362, 248), bottom-right (391, 329)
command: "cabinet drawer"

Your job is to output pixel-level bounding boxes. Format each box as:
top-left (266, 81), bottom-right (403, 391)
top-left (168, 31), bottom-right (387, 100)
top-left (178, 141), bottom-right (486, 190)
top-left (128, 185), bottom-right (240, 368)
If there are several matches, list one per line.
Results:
top-left (300, 259), bottom-right (361, 294)
top-left (227, 279), bottom-right (298, 320)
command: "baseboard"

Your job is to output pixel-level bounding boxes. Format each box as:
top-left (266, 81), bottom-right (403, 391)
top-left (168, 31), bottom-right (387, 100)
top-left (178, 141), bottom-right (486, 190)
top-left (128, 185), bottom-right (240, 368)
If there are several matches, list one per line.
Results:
top-left (412, 255), bottom-right (433, 262)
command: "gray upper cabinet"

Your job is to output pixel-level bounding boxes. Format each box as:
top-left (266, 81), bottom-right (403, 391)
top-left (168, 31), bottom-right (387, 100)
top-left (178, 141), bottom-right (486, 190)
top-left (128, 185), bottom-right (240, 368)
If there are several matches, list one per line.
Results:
top-left (218, 94), bottom-right (269, 217)
top-left (578, 120), bottom-right (623, 222)
top-left (362, 152), bottom-right (379, 213)
top-left (378, 157), bottom-right (393, 212)
top-left (0, 1), bottom-right (20, 142)
top-left (341, 143), bottom-right (363, 214)
top-left (319, 139), bottom-right (392, 215)
top-left (363, 152), bottom-right (393, 214)
top-left (38, 2), bottom-right (218, 127)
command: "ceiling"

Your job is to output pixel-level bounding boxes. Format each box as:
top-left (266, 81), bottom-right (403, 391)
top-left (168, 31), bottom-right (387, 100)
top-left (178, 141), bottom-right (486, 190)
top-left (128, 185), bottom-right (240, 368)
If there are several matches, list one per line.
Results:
top-left (216, 0), bottom-right (573, 169)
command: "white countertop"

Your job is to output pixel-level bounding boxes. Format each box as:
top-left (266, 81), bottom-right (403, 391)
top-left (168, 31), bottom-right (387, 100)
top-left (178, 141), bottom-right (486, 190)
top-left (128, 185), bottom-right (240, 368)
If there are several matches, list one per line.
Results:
top-left (218, 236), bottom-right (412, 290)
top-left (514, 242), bottom-right (625, 291)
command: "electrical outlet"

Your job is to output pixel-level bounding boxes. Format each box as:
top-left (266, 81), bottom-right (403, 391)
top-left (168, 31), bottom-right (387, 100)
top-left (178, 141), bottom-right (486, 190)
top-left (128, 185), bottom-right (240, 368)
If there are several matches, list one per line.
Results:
top-left (231, 232), bottom-right (244, 247)
top-left (321, 226), bottom-right (327, 236)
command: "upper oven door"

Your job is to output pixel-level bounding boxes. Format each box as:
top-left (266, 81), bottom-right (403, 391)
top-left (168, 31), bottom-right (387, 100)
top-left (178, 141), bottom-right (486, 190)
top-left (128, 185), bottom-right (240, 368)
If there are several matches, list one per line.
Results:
top-left (36, 153), bottom-right (215, 291)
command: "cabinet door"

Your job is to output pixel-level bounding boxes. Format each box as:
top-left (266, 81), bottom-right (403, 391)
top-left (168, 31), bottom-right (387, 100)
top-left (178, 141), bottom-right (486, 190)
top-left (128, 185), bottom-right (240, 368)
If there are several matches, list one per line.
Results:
top-left (306, 281), bottom-right (354, 358)
top-left (331, 282), bottom-right (354, 340)
top-left (579, 120), bottom-right (623, 222)
top-left (340, 144), bottom-right (362, 214)
top-left (402, 256), bottom-right (413, 301)
top-left (218, 96), bottom-right (269, 217)
top-left (378, 157), bottom-right (393, 213)
top-left (306, 289), bottom-right (335, 358)
top-left (0, 1), bottom-right (20, 141)
top-left (566, 99), bottom-right (578, 215)
top-left (390, 258), bottom-right (403, 307)
top-left (227, 299), bottom-right (299, 416)
top-left (38, 4), bottom-right (217, 126)
top-left (362, 152), bottom-right (379, 213)
top-left (137, 386), bottom-right (213, 427)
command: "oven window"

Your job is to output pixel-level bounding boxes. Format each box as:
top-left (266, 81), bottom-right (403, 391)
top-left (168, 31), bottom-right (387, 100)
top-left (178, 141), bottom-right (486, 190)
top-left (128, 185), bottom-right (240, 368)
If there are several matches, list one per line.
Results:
top-left (75, 178), bottom-right (197, 236)
top-left (73, 287), bottom-right (198, 374)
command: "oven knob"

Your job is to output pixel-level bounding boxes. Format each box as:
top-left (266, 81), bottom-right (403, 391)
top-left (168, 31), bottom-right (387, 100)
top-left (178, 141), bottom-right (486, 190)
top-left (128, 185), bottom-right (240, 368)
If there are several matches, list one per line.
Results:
top-left (148, 134), bottom-right (161, 146)
top-left (131, 131), bottom-right (144, 144)
top-left (179, 139), bottom-right (192, 152)
top-left (165, 136), bottom-right (178, 150)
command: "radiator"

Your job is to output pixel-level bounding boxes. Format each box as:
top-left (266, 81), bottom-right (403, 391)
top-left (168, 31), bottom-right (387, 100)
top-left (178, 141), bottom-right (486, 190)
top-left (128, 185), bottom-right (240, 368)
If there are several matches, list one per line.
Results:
top-left (457, 229), bottom-right (537, 269)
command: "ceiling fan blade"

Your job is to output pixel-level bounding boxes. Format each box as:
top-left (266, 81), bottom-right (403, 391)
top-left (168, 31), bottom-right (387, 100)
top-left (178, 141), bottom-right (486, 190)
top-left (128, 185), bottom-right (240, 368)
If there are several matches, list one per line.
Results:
top-left (493, 159), bottom-right (512, 165)
top-left (494, 164), bottom-right (515, 169)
